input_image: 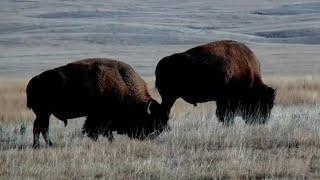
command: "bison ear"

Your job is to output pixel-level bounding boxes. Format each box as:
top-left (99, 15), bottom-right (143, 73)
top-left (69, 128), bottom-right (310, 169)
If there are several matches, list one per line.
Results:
top-left (147, 101), bottom-right (152, 115)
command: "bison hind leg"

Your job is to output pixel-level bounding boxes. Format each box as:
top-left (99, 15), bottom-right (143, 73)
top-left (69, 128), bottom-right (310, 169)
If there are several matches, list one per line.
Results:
top-left (62, 119), bottom-right (68, 126)
top-left (33, 112), bottom-right (52, 148)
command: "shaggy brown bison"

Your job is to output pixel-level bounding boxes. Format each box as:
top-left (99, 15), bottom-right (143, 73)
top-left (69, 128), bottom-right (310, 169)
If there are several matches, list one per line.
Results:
top-left (27, 58), bottom-right (169, 148)
top-left (155, 40), bottom-right (276, 125)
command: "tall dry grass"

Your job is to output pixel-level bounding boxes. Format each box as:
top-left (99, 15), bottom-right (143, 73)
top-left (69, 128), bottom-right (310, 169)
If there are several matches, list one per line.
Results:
top-left (265, 76), bottom-right (320, 105)
top-left (0, 79), bottom-right (33, 123)
top-left (0, 76), bottom-right (319, 179)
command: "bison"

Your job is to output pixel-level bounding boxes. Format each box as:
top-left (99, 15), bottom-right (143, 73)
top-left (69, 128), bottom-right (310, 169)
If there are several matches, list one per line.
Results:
top-left (27, 58), bottom-right (169, 148)
top-left (155, 40), bottom-right (276, 125)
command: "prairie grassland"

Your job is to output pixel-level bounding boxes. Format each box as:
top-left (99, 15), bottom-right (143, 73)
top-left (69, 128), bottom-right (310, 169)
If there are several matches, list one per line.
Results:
top-left (266, 76), bottom-right (320, 105)
top-left (0, 76), bottom-right (320, 179)
top-left (0, 79), bottom-right (33, 123)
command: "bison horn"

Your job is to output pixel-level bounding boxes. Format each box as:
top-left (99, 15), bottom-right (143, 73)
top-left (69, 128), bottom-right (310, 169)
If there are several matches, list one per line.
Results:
top-left (147, 101), bottom-right (152, 115)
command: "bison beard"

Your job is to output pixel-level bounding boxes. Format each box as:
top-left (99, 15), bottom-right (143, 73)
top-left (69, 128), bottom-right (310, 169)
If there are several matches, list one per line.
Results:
top-left (27, 59), bottom-right (169, 148)
top-left (156, 40), bottom-right (276, 125)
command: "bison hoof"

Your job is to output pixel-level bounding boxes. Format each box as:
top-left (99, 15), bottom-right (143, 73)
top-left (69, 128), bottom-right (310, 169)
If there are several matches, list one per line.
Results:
top-left (46, 141), bottom-right (53, 147)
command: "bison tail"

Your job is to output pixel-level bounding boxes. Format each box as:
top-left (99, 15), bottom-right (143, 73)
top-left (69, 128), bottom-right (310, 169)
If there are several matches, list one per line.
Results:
top-left (26, 76), bottom-right (39, 109)
top-left (26, 99), bottom-right (32, 109)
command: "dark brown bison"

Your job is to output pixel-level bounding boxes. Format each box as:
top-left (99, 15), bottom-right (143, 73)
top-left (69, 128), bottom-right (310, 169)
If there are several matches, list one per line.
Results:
top-left (155, 40), bottom-right (276, 125)
top-left (27, 58), bottom-right (169, 148)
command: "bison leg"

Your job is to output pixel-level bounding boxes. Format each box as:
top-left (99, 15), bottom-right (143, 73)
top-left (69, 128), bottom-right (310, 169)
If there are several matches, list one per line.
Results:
top-left (103, 130), bottom-right (114, 141)
top-left (43, 132), bottom-right (53, 147)
top-left (33, 113), bottom-right (51, 148)
top-left (216, 100), bottom-right (235, 126)
top-left (82, 115), bottom-right (101, 141)
top-left (126, 128), bottom-right (146, 140)
top-left (33, 117), bottom-right (41, 148)
top-left (87, 131), bottom-right (99, 141)
top-left (82, 124), bottom-right (99, 141)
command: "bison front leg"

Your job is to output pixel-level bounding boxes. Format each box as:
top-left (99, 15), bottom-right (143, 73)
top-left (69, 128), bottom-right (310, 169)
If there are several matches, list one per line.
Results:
top-left (82, 115), bottom-right (100, 141)
top-left (216, 100), bottom-right (235, 126)
top-left (33, 113), bottom-right (52, 148)
top-left (82, 125), bottom-right (99, 141)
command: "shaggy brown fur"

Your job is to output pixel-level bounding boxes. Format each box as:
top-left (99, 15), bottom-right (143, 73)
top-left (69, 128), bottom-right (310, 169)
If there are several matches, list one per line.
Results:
top-left (27, 58), bottom-right (169, 148)
top-left (155, 40), bottom-right (276, 125)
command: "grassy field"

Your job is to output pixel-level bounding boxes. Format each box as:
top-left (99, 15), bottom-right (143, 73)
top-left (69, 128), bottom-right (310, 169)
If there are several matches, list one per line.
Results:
top-left (0, 76), bottom-right (320, 179)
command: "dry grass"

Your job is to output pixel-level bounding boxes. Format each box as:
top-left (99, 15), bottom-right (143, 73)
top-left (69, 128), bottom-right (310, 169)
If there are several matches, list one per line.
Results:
top-left (0, 79), bottom-right (33, 123)
top-left (265, 76), bottom-right (320, 105)
top-left (0, 76), bottom-right (320, 179)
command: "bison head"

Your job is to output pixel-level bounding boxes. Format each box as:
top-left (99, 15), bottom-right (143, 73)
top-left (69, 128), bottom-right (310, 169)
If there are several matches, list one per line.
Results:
top-left (242, 85), bottom-right (276, 124)
top-left (128, 100), bottom-right (169, 140)
top-left (145, 100), bottom-right (170, 138)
